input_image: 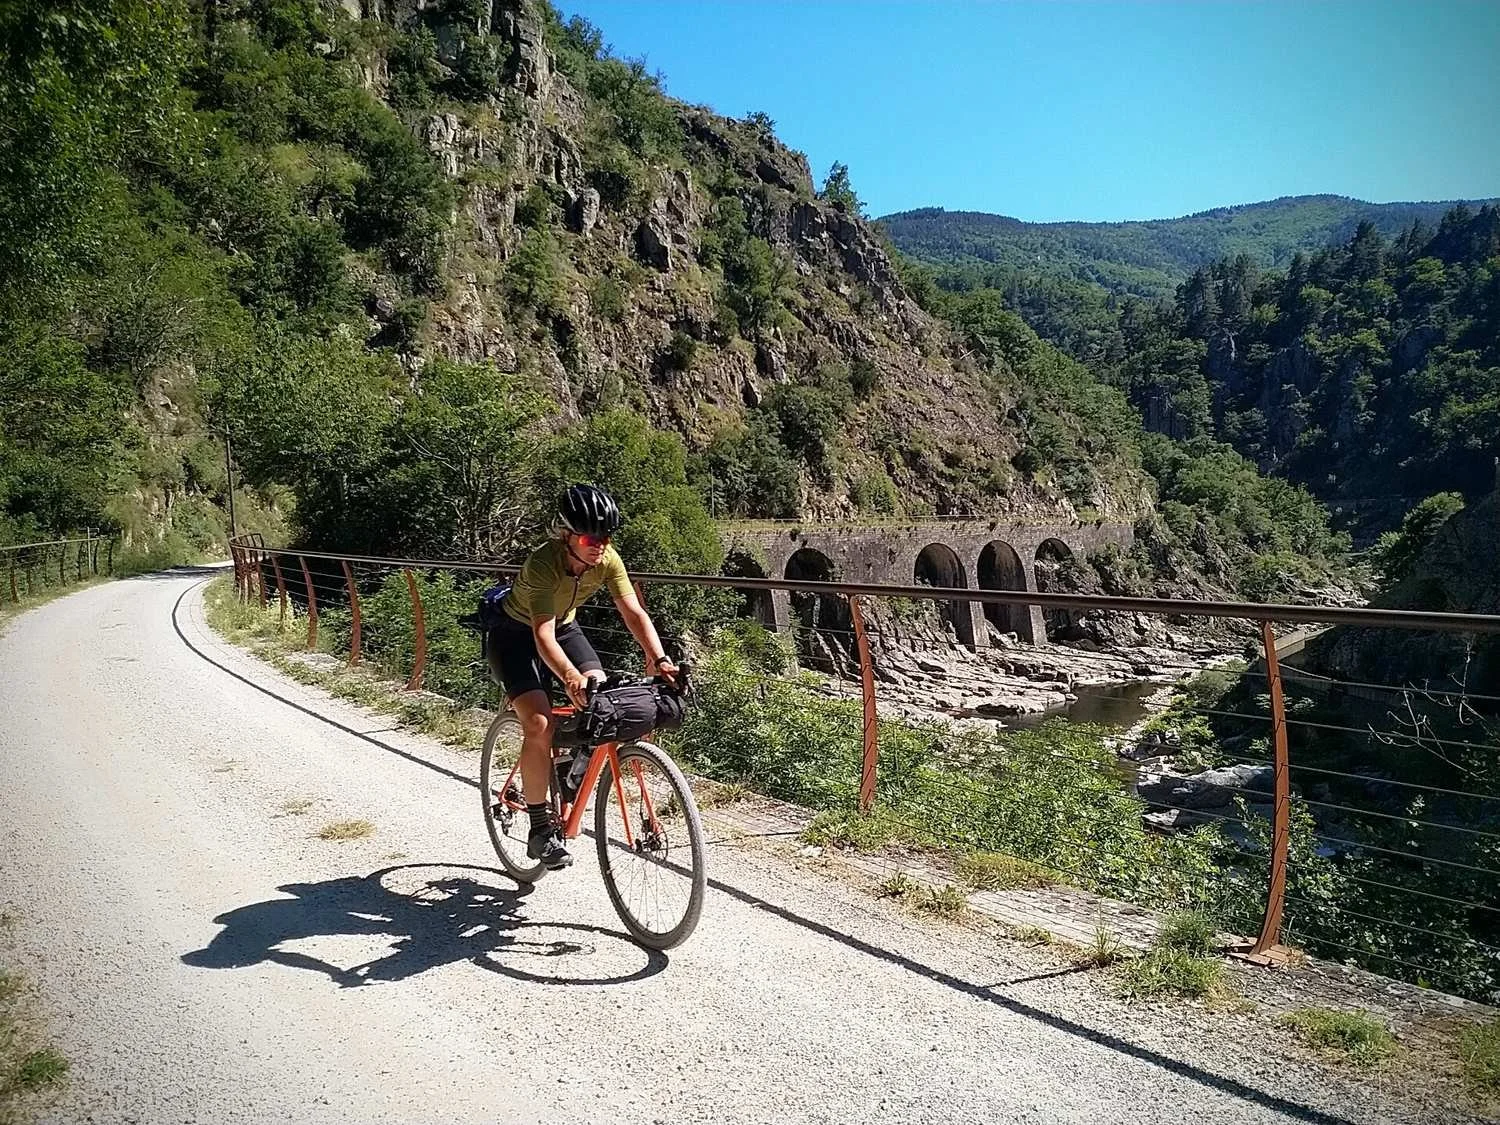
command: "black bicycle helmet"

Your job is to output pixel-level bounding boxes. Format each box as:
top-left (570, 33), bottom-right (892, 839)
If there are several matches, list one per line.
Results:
top-left (558, 483), bottom-right (622, 536)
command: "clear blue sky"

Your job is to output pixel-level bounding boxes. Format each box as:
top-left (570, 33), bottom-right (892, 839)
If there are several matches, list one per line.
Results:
top-left (560, 0), bottom-right (1500, 223)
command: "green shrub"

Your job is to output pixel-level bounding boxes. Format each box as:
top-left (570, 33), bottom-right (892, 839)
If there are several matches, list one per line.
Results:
top-left (849, 357), bottom-right (880, 398)
top-left (850, 470), bottom-right (899, 515)
top-left (1282, 1009), bottom-right (1395, 1066)
top-left (916, 884), bottom-right (968, 918)
top-left (503, 228), bottom-right (562, 312)
top-left (513, 183), bottom-right (556, 230)
top-left (583, 143), bottom-right (645, 212)
top-left (1368, 492), bottom-right (1465, 583)
top-left (664, 329), bottom-right (697, 371)
top-left (14, 1046), bottom-right (70, 1090)
top-left (1117, 946), bottom-right (1228, 1001)
top-left (588, 274), bottom-right (627, 322)
top-left (957, 852), bottom-right (1056, 891)
top-left (1238, 550), bottom-right (1324, 602)
top-left (353, 569), bottom-right (491, 706)
top-left (666, 627), bottom-right (1236, 919)
top-left (802, 809), bottom-right (915, 850)
top-left (1156, 910), bottom-right (1220, 955)
top-left (1462, 1018), bottom-right (1500, 1096)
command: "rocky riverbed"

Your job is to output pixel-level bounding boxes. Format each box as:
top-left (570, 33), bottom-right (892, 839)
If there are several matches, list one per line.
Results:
top-left (804, 625), bottom-right (1271, 837)
top-left (809, 627), bottom-right (1245, 733)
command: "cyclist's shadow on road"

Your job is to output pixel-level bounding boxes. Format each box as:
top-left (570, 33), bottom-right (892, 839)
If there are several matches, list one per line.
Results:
top-left (181, 862), bottom-right (667, 987)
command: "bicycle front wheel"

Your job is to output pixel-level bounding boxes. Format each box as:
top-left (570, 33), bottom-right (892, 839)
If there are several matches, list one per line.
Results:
top-left (480, 713), bottom-right (546, 883)
top-left (594, 741), bottom-right (706, 950)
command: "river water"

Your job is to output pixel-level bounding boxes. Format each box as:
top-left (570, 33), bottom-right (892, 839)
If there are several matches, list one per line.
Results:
top-left (1006, 679), bottom-right (1163, 732)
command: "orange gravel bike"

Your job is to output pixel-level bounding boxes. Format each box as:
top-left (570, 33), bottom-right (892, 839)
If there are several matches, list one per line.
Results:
top-left (478, 674), bottom-right (706, 951)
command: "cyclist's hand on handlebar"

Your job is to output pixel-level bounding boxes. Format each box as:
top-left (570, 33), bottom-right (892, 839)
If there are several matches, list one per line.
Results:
top-left (564, 670), bottom-right (592, 710)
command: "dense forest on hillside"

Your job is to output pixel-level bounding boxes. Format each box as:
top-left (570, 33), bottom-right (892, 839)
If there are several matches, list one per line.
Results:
top-left (0, 0), bottom-right (1350, 604)
top-left (894, 206), bottom-right (1500, 536)
top-left (880, 195), bottom-right (1497, 300)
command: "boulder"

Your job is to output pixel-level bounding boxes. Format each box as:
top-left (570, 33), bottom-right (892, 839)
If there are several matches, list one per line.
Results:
top-left (568, 187), bottom-right (601, 235)
top-left (1137, 763), bottom-right (1273, 811)
top-left (635, 214), bottom-right (672, 270)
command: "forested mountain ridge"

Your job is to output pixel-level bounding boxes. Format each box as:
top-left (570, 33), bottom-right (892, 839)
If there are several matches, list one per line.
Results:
top-left (880, 195), bottom-right (1499, 300)
top-left (0, 0), bottom-right (1347, 603)
top-left (1111, 209), bottom-right (1500, 527)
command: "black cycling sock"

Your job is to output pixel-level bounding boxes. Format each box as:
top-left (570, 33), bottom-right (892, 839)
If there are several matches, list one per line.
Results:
top-left (527, 803), bottom-right (552, 834)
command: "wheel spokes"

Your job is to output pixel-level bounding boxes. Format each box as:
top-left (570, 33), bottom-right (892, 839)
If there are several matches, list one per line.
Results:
top-left (604, 752), bottom-right (695, 937)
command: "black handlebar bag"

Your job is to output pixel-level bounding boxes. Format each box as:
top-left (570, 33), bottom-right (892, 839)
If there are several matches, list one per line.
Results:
top-left (579, 680), bottom-right (685, 744)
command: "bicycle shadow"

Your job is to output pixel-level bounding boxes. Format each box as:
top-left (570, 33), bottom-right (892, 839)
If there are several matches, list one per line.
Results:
top-left (181, 863), bottom-right (667, 988)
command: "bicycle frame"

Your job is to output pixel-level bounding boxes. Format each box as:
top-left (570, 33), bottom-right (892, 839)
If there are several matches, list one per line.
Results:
top-left (493, 722), bottom-right (660, 850)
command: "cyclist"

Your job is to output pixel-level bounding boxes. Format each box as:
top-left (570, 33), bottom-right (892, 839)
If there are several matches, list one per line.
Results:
top-left (488, 483), bottom-right (678, 870)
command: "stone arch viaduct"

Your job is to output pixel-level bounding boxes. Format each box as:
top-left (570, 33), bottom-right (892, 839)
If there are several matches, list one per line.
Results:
top-left (720, 519), bottom-right (1134, 647)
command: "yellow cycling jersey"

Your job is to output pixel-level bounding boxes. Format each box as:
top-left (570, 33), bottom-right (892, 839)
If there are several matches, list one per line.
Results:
top-left (502, 539), bottom-right (633, 626)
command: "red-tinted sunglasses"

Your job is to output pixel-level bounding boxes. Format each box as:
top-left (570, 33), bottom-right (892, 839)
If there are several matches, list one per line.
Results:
top-left (578, 533), bottom-right (612, 548)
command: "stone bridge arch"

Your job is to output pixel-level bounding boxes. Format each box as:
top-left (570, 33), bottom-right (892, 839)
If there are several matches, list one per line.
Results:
top-left (977, 540), bottom-right (1033, 640)
top-left (722, 516), bottom-right (1133, 653)
top-left (783, 546), bottom-right (851, 671)
top-left (721, 546), bottom-right (775, 628)
top-left (1033, 537), bottom-right (1076, 643)
top-left (913, 542), bottom-right (976, 646)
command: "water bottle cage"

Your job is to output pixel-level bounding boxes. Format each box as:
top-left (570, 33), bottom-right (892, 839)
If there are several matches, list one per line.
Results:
top-left (567, 747), bottom-right (592, 787)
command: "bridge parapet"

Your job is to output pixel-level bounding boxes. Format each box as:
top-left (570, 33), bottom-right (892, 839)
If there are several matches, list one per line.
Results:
top-left (719, 518), bottom-right (1134, 646)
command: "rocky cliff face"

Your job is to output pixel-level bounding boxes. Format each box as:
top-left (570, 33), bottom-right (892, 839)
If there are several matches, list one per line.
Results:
top-left (1307, 488), bottom-right (1500, 692)
top-left (344, 0), bottom-right (1150, 522)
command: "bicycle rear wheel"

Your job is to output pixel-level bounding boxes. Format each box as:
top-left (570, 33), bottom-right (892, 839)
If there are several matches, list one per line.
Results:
top-left (480, 713), bottom-right (546, 883)
top-left (594, 741), bottom-right (706, 950)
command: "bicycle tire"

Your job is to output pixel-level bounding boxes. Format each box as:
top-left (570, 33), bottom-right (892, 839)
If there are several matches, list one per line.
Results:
top-left (480, 712), bottom-right (547, 883)
top-left (593, 740), bottom-right (706, 950)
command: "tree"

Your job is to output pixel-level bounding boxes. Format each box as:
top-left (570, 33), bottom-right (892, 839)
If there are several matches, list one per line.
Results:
top-left (504, 228), bottom-right (562, 311)
top-left (1178, 268), bottom-right (1220, 339)
top-left (820, 162), bottom-right (863, 216)
top-left (723, 236), bottom-right (792, 341)
top-left (1368, 493), bottom-right (1466, 584)
top-left (537, 410), bottom-right (729, 640)
top-left (396, 359), bottom-right (550, 558)
top-left (0, 324), bottom-right (126, 537)
top-left (0, 0), bottom-right (193, 310)
top-left (700, 420), bottom-right (800, 518)
top-left (1345, 219), bottom-right (1384, 283)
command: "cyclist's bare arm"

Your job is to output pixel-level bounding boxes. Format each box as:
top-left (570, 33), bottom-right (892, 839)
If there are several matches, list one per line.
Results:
top-left (530, 615), bottom-right (594, 708)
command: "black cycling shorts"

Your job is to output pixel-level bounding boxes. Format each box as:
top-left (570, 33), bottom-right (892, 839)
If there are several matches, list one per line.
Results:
top-left (487, 616), bottom-right (602, 701)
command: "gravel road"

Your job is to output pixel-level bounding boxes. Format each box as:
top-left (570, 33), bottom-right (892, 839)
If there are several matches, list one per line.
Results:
top-left (0, 569), bottom-right (1475, 1124)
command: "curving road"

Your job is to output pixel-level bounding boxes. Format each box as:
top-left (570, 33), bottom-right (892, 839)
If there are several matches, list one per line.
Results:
top-left (0, 570), bottom-right (1462, 1124)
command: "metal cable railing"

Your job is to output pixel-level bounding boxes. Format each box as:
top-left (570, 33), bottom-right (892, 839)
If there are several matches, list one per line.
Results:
top-left (227, 535), bottom-right (1500, 1001)
top-left (1, 535), bottom-right (114, 604)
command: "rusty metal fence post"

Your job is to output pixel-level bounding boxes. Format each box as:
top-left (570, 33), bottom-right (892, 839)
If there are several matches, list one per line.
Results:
top-left (1248, 621), bottom-right (1292, 960)
top-left (270, 553), bottom-right (288, 629)
top-left (343, 560), bottom-right (362, 665)
top-left (106, 539), bottom-right (113, 575)
top-left (254, 536), bottom-right (269, 609)
top-left (848, 594), bottom-right (879, 814)
top-left (298, 555), bottom-right (318, 651)
top-left (404, 569), bottom-right (427, 691)
top-left (58, 545), bottom-right (65, 584)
